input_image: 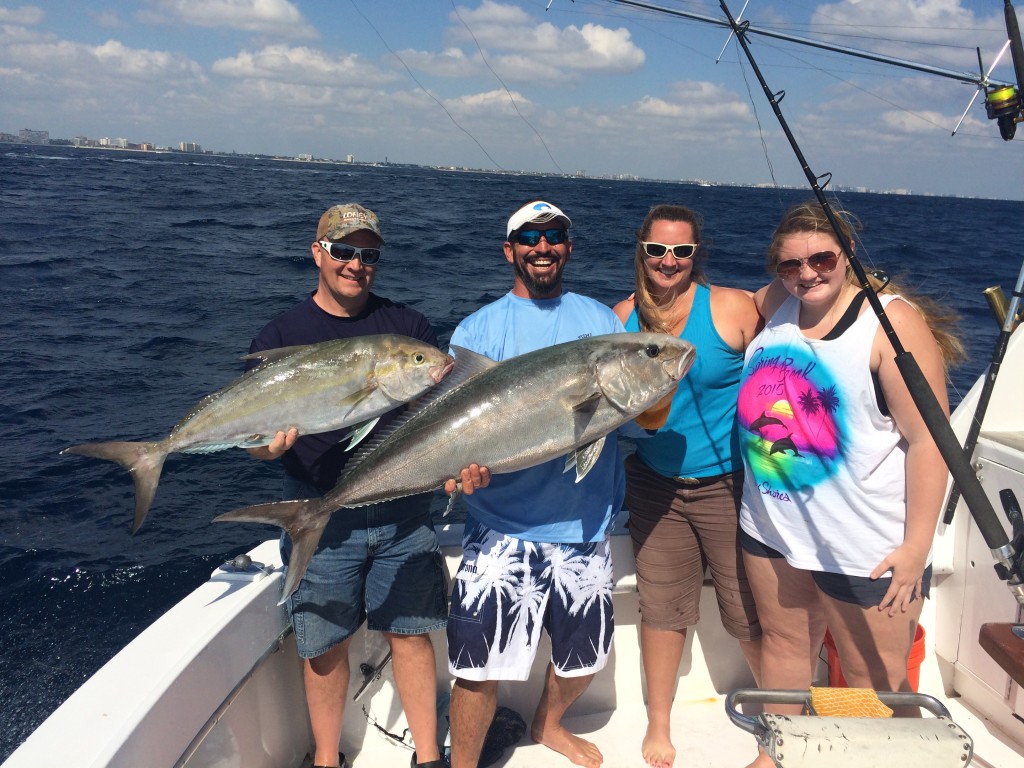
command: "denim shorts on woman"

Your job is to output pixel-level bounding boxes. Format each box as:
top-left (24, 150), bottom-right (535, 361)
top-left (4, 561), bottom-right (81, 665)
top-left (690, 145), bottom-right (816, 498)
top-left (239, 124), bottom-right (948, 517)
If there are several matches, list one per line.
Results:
top-left (280, 476), bottom-right (448, 659)
top-left (739, 529), bottom-right (932, 607)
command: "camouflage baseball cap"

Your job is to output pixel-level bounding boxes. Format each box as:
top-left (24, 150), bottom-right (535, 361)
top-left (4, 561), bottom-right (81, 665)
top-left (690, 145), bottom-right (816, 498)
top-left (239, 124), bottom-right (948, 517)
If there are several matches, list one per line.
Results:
top-left (316, 203), bottom-right (385, 244)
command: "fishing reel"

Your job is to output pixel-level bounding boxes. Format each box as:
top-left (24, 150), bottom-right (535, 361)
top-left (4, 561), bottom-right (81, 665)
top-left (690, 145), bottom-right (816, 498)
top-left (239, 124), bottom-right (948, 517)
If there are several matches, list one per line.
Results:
top-left (985, 83), bottom-right (1022, 140)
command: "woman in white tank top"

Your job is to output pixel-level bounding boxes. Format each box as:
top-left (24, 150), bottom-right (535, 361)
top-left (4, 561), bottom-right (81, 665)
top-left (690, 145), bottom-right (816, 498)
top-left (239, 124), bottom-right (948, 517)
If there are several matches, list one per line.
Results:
top-left (737, 201), bottom-right (963, 768)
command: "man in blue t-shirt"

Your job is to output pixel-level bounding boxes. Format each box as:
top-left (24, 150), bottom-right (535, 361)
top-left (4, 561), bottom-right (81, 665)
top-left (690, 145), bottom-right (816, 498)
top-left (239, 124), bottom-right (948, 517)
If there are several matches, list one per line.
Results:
top-left (446, 201), bottom-right (627, 768)
top-left (248, 204), bottom-right (485, 768)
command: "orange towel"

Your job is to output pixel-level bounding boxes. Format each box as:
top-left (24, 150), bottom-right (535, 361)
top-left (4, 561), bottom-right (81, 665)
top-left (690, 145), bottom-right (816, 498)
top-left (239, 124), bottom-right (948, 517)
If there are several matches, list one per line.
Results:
top-left (809, 686), bottom-right (894, 718)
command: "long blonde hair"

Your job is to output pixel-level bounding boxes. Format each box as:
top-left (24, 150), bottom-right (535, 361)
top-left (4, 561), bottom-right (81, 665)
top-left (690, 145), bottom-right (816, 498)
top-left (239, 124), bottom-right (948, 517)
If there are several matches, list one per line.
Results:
top-left (632, 204), bottom-right (708, 334)
top-left (767, 201), bottom-right (965, 366)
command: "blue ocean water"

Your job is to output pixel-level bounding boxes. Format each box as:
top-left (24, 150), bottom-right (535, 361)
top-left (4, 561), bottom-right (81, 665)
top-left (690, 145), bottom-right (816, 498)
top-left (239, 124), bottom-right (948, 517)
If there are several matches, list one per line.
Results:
top-left (1, 145), bottom-right (1021, 759)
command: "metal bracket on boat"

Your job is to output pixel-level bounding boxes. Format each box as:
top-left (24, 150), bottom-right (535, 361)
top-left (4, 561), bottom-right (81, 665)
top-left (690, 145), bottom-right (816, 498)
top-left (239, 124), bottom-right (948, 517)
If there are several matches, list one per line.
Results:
top-left (354, 651), bottom-right (393, 701)
top-left (725, 689), bottom-right (973, 768)
top-left (211, 553), bottom-right (275, 583)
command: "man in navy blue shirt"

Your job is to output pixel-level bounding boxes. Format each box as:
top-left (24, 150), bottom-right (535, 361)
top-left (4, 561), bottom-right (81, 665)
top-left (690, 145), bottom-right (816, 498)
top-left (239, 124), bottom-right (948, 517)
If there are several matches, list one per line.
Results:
top-left (249, 203), bottom-right (485, 768)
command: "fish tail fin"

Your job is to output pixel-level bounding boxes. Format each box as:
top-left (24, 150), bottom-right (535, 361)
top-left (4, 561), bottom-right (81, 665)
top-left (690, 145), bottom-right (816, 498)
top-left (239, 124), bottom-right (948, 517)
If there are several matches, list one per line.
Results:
top-left (213, 499), bottom-right (330, 604)
top-left (61, 441), bottom-right (167, 534)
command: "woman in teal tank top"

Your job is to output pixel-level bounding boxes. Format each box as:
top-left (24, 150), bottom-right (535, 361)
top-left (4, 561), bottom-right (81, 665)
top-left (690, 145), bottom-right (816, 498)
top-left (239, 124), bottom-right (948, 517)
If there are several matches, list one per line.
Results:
top-left (613, 204), bottom-right (764, 768)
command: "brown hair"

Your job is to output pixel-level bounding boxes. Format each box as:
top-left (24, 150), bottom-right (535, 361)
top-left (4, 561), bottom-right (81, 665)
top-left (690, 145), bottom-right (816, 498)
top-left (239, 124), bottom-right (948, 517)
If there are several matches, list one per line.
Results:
top-left (632, 204), bottom-right (707, 334)
top-left (768, 201), bottom-right (965, 367)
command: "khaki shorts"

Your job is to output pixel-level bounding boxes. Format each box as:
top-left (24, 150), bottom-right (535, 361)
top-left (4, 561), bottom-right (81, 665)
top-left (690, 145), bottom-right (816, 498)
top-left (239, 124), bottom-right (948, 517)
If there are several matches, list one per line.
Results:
top-left (625, 454), bottom-right (760, 640)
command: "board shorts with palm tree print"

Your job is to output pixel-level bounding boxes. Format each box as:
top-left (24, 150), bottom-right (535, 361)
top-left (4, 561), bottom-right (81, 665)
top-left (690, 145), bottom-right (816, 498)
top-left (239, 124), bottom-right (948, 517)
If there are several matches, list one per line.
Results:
top-left (447, 518), bottom-right (615, 681)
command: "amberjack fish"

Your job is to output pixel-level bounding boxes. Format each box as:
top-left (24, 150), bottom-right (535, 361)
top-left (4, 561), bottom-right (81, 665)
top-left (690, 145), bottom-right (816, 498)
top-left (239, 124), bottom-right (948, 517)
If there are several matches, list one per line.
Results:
top-left (216, 332), bottom-right (696, 600)
top-left (62, 334), bottom-right (454, 532)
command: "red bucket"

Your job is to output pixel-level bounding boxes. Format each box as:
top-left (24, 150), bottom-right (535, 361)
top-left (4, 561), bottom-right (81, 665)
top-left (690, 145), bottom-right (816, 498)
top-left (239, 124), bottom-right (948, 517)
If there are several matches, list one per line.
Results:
top-left (823, 624), bottom-right (926, 691)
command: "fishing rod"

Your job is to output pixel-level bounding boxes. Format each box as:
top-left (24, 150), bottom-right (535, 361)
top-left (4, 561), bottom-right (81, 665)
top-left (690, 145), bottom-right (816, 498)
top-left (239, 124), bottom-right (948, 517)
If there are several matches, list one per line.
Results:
top-left (713, 0), bottom-right (1023, 603)
top-left (942, 265), bottom-right (1024, 527)
top-left (942, 0), bottom-right (1024, 523)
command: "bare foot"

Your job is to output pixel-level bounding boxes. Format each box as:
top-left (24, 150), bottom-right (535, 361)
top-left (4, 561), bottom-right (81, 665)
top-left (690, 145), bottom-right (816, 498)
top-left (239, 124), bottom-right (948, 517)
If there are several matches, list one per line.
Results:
top-left (742, 746), bottom-right (775, 768)
top-left (531, 722), bottom-right (603, 768)
top-left (641, 722), bottom-right (675, 768)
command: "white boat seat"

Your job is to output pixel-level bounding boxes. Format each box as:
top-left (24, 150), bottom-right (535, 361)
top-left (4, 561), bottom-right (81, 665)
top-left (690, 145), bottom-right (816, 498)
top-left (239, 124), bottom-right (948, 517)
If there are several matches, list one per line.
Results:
top-left (725, 689), bottom-right (973, 768)
top-left (980, 429), bottom-right (1024, 452)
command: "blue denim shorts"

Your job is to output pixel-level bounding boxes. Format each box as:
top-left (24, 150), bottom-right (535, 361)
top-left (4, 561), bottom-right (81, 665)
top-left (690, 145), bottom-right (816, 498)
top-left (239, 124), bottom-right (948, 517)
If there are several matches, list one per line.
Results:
top-left (281, 476), bottom-right (448, 659)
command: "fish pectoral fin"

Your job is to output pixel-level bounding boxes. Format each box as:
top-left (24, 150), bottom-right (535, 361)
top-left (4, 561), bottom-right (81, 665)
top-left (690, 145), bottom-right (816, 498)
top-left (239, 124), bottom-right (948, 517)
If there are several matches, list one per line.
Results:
top-left (227, 435), bottom-right (268, 450)
top-left (345, 417), bottom-right (380, 451)
top-left (443, 485), bottom-right (462, 517)
top-left (338, 384), bottom-right (377, 407)
top-left (571, 391), bottom-right (603, 443)
top-left (563, 453), bottom-right (577, 474)
top-left (573, 437), bottom-right (606, 483)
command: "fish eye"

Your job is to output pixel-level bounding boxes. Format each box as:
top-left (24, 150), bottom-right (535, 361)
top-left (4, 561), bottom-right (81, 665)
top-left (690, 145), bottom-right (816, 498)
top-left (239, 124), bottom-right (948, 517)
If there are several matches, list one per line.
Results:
top-left (644, 344), bottom-right (660, 358)
top-left (413, 353), bottom-right (425, 363)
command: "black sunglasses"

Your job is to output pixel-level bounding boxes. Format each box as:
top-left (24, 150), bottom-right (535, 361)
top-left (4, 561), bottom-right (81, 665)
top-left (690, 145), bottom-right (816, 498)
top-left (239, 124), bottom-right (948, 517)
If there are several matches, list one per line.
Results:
top-left (775, 251), bottom-right (840, 280)
top-left (513, 228), bottom-right (568, 247)
top-left (318, 240), bottom-right (382, 266)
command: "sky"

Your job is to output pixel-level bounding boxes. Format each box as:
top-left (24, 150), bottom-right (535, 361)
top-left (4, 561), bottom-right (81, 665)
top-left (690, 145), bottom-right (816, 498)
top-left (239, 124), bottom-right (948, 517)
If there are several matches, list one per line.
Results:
top-left (2, 0), bottom-right (1023, 199)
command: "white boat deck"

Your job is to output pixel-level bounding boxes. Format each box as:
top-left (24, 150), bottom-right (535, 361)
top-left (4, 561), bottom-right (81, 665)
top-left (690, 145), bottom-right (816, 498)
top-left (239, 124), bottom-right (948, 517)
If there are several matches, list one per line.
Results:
top-left (4, 526), bottom-right (1024, 768)
top-left (7, 324), bottom-right (1024, 768)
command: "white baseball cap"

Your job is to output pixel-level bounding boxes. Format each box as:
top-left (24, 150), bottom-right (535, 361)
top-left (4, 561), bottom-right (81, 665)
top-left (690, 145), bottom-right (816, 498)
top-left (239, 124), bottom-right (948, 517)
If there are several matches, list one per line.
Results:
top-left (506, 201), bottom-right (571, 238)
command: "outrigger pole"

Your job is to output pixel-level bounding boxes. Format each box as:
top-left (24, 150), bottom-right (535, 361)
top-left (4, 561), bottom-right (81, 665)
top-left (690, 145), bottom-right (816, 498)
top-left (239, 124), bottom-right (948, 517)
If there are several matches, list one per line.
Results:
top-left (608, 0), bottom-right (999, 88)
top-left (710, 0), bottom-right (1024, 604)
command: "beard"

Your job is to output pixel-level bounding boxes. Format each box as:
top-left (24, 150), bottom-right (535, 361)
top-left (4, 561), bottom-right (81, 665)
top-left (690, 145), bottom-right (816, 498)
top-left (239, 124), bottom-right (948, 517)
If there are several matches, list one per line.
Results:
top-left (513, 253), bottom-right (565, 299)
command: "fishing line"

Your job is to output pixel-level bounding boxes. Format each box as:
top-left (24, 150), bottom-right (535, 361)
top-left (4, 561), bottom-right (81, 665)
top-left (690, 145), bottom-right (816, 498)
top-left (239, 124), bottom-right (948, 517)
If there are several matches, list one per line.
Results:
top-left (731, 38), bottom-right (782, 202)
top-left (450, 0), bottom-right (565, 174)
top-left (361, 704), bottom-right (414, 751)
top-left (347, 0), bottom-right (506, 171)
top-left (730, 36), bottom-right (881, 244)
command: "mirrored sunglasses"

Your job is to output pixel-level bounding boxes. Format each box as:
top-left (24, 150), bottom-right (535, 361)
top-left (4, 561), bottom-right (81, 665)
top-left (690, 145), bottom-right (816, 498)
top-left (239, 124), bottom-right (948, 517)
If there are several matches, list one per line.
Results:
top-left (641, 241), bottom-right (697, 259)
top-left (775, 251), bottom-right (840, 280)
top-left (513, 228), bottom-right (568, 247)
top-left (318, 240), bottom-right (382, 266)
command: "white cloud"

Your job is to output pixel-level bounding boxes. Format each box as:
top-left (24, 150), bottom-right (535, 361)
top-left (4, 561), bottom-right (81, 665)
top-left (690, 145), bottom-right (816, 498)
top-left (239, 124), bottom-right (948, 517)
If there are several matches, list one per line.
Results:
top-left (810, 0), bottom-right (1006, 68)
top-left (881, 108), bottom-right (955, 134)
top-left (212, 44), bottom-right (398, 87)
top-left (445, 87), bottom-right (532, 116)
top-left (141, 0), bottom-right (316, 38)
top-left (0, 5), bottom-right (43, 25)
top-left (395, 47), bottom-right (475, 79)
top-left (633, 81), bottom-right (749, 124)
top-left (442, 1), bottom-right (644, 81)
top-left (0, 25), bottom-right (202, 82)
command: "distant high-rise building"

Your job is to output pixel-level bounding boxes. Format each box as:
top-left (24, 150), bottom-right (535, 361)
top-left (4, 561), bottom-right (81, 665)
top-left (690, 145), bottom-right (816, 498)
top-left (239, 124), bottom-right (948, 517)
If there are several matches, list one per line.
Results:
top-left (179, 141), bottom-right (202, 153)
top-left (19, 128), bottom-right (49, 144)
